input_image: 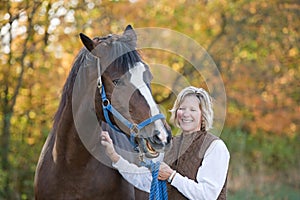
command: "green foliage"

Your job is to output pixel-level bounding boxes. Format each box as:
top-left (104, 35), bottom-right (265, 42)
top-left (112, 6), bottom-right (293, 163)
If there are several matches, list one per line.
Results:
top-left (0, 167), bottom-right (7, 197)
top-left (221, 128), bottom-right (300, 198)
top-left (222, 128), bottom-right (300, 172)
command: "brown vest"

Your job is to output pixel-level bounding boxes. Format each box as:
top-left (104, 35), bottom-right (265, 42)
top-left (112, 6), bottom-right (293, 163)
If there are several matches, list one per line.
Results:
top-left (164, 131), bottom-right (227, 200)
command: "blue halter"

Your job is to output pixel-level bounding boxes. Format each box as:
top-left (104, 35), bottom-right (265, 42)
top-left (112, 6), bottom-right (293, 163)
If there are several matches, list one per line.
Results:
top-left (96, 59), bottom-right (165, 148)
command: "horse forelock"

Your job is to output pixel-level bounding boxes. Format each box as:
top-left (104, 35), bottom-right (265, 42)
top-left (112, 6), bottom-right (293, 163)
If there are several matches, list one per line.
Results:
top-left (93, 33), bottom-right (140, 72)
top-left (106, 44), bottom-right (142, 74)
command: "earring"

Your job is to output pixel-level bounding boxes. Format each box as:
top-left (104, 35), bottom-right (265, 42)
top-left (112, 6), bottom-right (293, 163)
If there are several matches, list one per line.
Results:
top-left (201, 120), bottom-right (205, 131)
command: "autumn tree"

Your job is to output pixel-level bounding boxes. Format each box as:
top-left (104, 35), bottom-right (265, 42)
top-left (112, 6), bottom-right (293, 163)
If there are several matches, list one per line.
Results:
top-left (0, 0), bottom-right (299, 199)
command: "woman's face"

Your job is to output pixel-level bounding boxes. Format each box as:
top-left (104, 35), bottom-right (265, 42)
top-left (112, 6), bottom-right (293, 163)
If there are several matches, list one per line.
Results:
top-left (176, 95), bottom-right (202, 134)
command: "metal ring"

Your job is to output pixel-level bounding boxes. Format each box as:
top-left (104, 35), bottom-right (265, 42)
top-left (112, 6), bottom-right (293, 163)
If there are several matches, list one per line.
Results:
top-left (130, 124), bottom-right (139, 135)
top-left (102, 99), bottom-right (110, 107)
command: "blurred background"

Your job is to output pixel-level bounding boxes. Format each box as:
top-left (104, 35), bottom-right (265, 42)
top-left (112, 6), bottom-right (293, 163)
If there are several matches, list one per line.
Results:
top-left (0, 0), bottom-right (299, 199)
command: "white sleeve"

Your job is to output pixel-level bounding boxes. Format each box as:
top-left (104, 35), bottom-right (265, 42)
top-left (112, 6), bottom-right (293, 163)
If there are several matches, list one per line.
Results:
top-left (112, 153), bottom-right (164, 193)
top-left (170, 140), bottom-right (230, 200)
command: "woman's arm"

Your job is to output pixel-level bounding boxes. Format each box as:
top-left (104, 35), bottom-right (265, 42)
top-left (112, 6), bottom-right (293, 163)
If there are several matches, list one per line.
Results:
top-left (101, 131), bottom-right (156, 192)
top-left (169, 140), bottom-right (230, 200)
top-left (112, 156), bottom-right (152, 192)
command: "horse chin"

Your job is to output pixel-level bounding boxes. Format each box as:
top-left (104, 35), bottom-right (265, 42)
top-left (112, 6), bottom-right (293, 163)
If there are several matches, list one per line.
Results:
top-left (138, 138), bottom-right (159, 158)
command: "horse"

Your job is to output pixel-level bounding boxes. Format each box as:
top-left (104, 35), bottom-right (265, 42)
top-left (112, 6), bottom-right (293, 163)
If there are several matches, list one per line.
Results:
top-left (34, 25), bottom-right (172, 199)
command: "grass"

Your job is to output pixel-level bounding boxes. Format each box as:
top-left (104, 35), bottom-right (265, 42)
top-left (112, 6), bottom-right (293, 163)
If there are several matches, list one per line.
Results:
top-left (228, 184), bottom-right (300, 200)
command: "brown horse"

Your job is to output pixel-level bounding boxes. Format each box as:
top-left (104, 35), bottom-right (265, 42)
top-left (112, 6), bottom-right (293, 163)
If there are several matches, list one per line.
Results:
top-left (34, 25), bottom-right (171, 199)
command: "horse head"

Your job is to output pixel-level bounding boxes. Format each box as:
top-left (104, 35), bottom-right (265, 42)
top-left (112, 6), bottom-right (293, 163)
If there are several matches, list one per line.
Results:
top-left (79, 25), bottom-right (171, 158)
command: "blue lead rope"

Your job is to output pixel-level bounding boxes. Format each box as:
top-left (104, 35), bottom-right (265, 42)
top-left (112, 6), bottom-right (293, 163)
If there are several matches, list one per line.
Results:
top-left (141, 161), bottom-right (168, 200)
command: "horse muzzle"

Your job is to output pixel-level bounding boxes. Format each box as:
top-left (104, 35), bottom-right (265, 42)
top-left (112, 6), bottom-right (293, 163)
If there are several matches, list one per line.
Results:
top-left (138, 127), bottom-right (172, 158)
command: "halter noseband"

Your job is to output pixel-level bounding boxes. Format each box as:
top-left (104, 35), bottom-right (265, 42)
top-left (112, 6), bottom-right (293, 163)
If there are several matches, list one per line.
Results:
top-left (96, 58), bottom-right (165, 148)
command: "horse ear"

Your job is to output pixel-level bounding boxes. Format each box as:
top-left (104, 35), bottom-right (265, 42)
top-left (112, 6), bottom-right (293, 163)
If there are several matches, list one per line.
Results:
top-left (79, 33), bottom-right (96, 51)
top-left (123, 25), bottom-right (137, 47)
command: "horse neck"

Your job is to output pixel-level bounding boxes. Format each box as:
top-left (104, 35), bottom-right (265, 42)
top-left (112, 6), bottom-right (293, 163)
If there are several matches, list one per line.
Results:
top-left (52, 51), bottom-right (99, 166)
top-left (53, 100), bottom-right (92, 166)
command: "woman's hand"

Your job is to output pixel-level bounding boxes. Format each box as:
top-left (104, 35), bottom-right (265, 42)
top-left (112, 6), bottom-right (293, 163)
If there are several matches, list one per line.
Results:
top-left (101, 131), bottom-right (120, 163)
top-left (158, 162), bottom-right (175, 181)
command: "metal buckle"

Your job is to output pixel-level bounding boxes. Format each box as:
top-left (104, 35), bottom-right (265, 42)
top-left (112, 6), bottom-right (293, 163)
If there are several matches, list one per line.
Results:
top-left (139, 153), bottom-right (145, 162)
top-left (130, 124), bottom-right (139, 135)
top-left (97, 77), bottom-right (102, 89)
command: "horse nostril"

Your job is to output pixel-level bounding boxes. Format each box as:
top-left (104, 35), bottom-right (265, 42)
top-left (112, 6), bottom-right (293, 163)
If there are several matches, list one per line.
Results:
top-left (153, 130), bottom-right (162, 144)
top-left (168, 134), bottom-right (172, 143)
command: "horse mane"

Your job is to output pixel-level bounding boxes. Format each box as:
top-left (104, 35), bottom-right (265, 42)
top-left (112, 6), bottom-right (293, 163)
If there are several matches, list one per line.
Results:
top-left (53, 48), bottom-right (89, 129)
top-left (52, 45), bottom-right (143, 129)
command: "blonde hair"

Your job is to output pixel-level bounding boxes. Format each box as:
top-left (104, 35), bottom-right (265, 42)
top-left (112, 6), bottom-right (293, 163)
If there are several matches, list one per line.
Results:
top-left (169, 86), bottom-right (213, 131)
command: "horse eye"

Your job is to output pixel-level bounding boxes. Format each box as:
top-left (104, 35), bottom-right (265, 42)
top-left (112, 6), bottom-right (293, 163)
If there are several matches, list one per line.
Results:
top-left (112, 79), bottom-right (120, 86)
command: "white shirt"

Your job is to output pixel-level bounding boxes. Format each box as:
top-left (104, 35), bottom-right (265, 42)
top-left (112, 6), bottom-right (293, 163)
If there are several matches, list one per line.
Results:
top-left (112, 140), bottom-right (230, 200)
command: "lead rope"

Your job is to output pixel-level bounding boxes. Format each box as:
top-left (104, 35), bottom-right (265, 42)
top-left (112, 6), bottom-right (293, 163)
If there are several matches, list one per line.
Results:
top-left (141, 160), bottom-right (168, 200)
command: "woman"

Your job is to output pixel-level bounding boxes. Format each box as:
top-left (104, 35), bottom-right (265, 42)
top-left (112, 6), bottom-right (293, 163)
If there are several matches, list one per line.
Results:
top-left (101, 86), bottom-right (230, 200)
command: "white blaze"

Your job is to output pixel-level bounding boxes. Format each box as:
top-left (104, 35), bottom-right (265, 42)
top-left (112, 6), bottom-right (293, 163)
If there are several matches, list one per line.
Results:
top-left (129, 62), bottom-right (167, 142)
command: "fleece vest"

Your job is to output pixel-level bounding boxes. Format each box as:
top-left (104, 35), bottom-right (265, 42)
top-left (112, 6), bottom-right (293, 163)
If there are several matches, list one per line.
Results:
top-left (164, 131), bottom-right (227, 200)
